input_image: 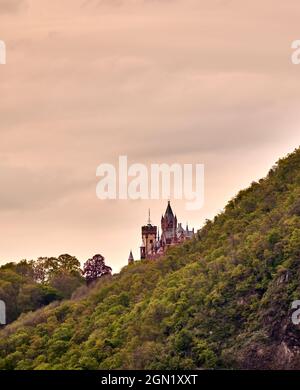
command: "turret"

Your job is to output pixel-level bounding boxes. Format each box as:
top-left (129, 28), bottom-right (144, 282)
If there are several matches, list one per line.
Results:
top-left (128, 250), bottom-right (134, 265)
top-left (141, 209), bottom-right (157, 259)
top-left (161, 201), bottom-right (178, 245)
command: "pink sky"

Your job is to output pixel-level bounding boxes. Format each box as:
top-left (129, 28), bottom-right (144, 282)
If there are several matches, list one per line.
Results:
top-left (0, 0), bottom-right (300, 271)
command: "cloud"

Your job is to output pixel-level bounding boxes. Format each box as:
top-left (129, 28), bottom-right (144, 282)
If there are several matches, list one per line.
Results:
top-left (0, 0), bottom-right (300, 270)
top-left (0, 163), bottom-right (93, 211)
top-left (0, 0), bottom-right (27, 13)
top-left (81, 0), bottom-right (178, 8)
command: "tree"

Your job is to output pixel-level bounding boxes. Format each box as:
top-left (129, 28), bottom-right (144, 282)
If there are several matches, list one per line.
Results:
top-left (83, 254), bottom-right (112, 285)
top-left (56, 254), bottom-right (81, 276)
top-left (33, 257), bottom-right (57, 283)
top-left (33, 255), bottom-right (81, 283)
top-left (0, 262), bottom-right (61, 324)
top-left (49, 274), bottom-right (83, 299)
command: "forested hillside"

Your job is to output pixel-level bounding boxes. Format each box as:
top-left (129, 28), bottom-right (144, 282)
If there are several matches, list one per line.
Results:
top-left (0, 255), bottom-right (84, 324)
top-left (1, 148), bottom-right (300, 369)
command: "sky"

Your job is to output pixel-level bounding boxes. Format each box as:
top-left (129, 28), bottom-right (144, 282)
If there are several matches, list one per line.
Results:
top-left (0, 0), bottom-right (300, 272)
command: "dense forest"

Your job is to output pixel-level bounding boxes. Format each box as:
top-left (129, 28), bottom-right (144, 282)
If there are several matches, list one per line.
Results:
top-left (0, 254), bottom-right (111, 324)
top-left (1, 148), bottom-right (300, 369)
top-left (0, 255), bottom-right (84, 324)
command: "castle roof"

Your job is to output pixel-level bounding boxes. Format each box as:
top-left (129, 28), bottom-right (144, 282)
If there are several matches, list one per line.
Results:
top-left (128, 250), bottom-right (134, 262)
top-left (164, 201), bottom-right (175, 220)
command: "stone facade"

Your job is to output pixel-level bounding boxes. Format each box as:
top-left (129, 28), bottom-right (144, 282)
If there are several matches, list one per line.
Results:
top-left (135, 201), bottom-right (194, 262)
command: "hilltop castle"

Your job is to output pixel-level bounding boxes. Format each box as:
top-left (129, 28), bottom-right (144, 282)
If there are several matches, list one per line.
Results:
top-left (128, 201), bottom-right (194, 264)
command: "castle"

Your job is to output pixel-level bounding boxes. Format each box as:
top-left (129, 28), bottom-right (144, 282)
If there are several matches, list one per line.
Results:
top-left (128, 201), bottom-right (195, 264)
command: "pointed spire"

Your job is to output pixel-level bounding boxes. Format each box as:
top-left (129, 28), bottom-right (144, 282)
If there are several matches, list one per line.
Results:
top-left (165, 200), bottom-right (174, 219)
top-left (128, 250), bottom-right (134, 264)
top-left (146, 208), bottom-right (153, 226)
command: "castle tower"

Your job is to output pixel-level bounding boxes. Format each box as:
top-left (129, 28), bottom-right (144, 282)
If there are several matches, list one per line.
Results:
top-left (128, 250), bottom-right (134, 265)
top-left (135, 201), bottom-right (195, 263)
top-left (140, 209), bottom-right (157, 259)
top-left (161, 201), bottom-right (177, 246)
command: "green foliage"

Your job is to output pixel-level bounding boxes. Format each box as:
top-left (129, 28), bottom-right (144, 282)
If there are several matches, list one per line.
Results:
top-left (0, 255), bottom-right (84, 324)
top-left (1, 147), bottom-right (300, 369)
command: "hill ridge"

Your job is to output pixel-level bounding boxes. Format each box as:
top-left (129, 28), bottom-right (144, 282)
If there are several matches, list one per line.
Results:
top-left (1, 147), bottom-right (300, 369)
